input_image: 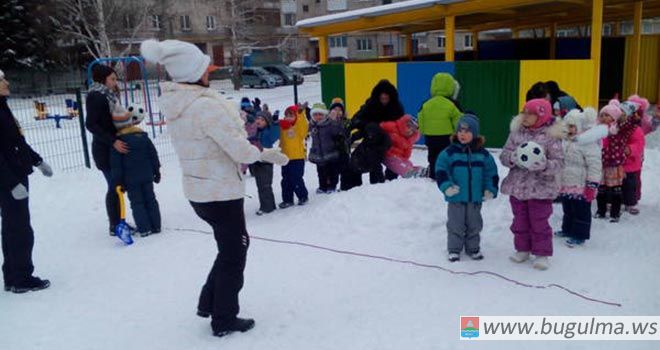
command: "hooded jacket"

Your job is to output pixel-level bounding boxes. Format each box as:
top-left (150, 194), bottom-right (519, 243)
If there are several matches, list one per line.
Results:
top-left (560, 108), bottom-right (602, 197)
top-left (417, 73), bottom-right (461, 136)
top-left (350, 80), bottom-right (404, 140)
top-left (380, 115), bottom-right (420, 159)
top-left (308, 117), bottom-right (345, 164)
top-left (500, 115), bottom-right (564, 201)
top-left (110, 126), bottom-right (161, 186)
top-left (159, 82), bottom-right (261, 202)
top-left (279, 106), bottom-right (309, 160)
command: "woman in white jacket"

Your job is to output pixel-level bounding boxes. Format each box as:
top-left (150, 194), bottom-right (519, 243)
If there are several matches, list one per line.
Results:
top-left (555, 108), bottom-right (602, 247)
top-left (140, 39), bottom-right (288, 338)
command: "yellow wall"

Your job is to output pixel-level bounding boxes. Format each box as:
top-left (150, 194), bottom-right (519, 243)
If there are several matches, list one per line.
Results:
top-left (519, 60), bottom-right (597, 109)
top-left (344, 63), bottom-right (398, 118)
top-left (623, 35), bottom-right (660, 103)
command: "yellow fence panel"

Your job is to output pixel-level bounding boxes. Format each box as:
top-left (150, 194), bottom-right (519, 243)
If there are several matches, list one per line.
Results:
top-left (519, 60), bottom-right (596, 109)
top-left (344, 63), bottom-right (398, 118)
top-left (623, 35), bottom-right (660, 103)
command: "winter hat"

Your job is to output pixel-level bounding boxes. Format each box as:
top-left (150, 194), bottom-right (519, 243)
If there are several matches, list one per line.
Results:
top-left (91, 64), bottom-right (117, 84)
top-left (599, 99), bottom-right (624, 120)
top-left (329, 97), bottom-right (345, 113)
top-left (255, 111), bottom-right (273, 126)
top-left (113, 104), bottom-right (145, 129)
top-left (284, 105), bottom-right (298, 117)
top-left (564, 107), bottom-right (597, 134)
top-left (0, 69), bottom-right (5, 80)
top-left (240, 97), bottom-right (252, 110)
top-left (626, 95), bottom-right (649, 116)
top-left (553, 95), bottom-right (578, 116)
top-left (524, 98), bottom-right (553, 128)
top-left (455, 114), bottom-right (480, 137)
top-left (140, 39), bottom-right (211, 83)
top-left (619, 101), bottom-right (640, 118)
top-left (310, 102), bottom-right (328, 116)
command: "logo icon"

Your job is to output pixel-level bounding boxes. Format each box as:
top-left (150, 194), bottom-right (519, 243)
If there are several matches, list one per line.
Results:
top-left (460, 317), bottom-right (480, 339)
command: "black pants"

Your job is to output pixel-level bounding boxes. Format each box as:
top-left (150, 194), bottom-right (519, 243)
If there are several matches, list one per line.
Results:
top-left (369, 164), bottom-right (385, 184)
top-left (1, 177), bottom-right (35, 286)
top-left (561, 197), bottom-right (592, 240)
top-left (190, 199), bottom-right (250, 331)
top-left (281, 159), bottom-right (309, 204)
top-left (102, 170), bottom-right (120, 230)
top-left (316, 162), bottom-right (340, 192)
top-left (622, 171), bottom-right (640, 207)
top-left (596, 185), bottom-right (622, 218)
top-left (424, 135), bottom-right (451, 180)
top-left (249, 162), bottom-right (276, 212)
top-left (125, 181), bottom-right (161, 233)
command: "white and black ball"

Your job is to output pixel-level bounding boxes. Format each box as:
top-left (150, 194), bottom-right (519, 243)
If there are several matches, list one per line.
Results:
top-left (516, 141), bottom-right (546, 169)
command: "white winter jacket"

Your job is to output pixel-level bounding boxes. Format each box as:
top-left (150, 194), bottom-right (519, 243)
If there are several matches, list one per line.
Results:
top-left (560, 108), bottom-right (603, 195)
top-left (159, 82), bottom-right (260, 202)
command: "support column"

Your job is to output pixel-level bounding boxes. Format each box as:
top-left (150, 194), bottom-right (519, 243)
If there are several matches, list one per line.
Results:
top-left (590, 0), bottom-right (603, 107)
top-left (549, 23), bottom-right (557, 59)
top-left (472, 30), bottom-right (479, 59)
top-left (629, 1), bottom-right (643, 95)
top-left (406, 34), bottom-right (414, 61)
top-left (319, 36), bottom-right (328, 64)
top-left (445, 16), bottom-right (455, 62)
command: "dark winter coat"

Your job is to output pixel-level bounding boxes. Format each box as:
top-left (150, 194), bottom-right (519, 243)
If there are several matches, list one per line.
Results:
top-left (110, 127), bottom-right (160, 186)
top-left (86, 91), bottom-right (118, 171)
top-left (350, 80), bottom-right (404, 142)
top-left (0, 96), bottom-right (42, 190)
top-left (309, 118), bottom-right (346, 165)
top-left (350, 123), bottom-right (391, 173)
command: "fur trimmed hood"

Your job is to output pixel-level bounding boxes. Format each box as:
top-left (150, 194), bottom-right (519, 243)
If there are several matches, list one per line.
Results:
top-left (509, 113), bottom-right (564, 139)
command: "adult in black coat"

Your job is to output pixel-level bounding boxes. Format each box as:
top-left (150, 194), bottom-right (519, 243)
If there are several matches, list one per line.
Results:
top-left (0, 70), bottom-right (52, 293)
top-left (545, 80), bottom-right (582, 111)
top-left (85, 65), bottom-right (130, 235)
top-left (344, 79), bottom-right (404, 189)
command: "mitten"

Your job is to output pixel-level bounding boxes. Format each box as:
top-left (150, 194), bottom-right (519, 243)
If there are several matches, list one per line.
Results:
top-left (11, 184), bottom-right (29, 200)
top-left (583, 182), bottom-right (598, 202)
top-left (36, 161), bottom-right (53, 177)
top-left (260, 148), bottom-right (289, 166)
top-left (483, 190), bottom-right (494, 201)
top-left (444, 185), bottom-right (460, 197)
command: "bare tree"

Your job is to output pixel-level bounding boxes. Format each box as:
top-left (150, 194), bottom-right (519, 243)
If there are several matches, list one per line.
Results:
top-left (51, 0), bottom-right (153, 60)
top-left (225, 0), bottom-right (291, 90)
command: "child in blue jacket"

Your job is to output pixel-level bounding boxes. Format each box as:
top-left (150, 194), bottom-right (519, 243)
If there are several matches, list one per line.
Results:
top-left (249, 111), bottom-right (281, 215)
top-left (436, 114), bottom-right (499, 262)
top-left (110, 109), bottom-right (161, 237)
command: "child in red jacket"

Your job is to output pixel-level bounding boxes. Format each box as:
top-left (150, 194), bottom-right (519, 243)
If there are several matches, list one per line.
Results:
top-left (379, 114), bottom-right (426, 178)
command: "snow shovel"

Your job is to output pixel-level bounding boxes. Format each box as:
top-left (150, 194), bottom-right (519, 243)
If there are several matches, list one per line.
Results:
top-left (115, 186), bottom-right (134, 245)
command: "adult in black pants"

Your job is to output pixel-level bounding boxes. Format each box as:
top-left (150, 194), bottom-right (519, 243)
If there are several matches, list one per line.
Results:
top-left (0, 70), bottom-right (52, 293)
top-left (140, 39), bottom-right (288, 337)
top-left (85, 65), bottom-right (130, 235)
top-left (345, 80), bottom-right (404, 190)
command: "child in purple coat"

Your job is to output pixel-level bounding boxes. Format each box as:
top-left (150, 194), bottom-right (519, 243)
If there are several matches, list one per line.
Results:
top-left (500, 99), bottom-right (564, 270)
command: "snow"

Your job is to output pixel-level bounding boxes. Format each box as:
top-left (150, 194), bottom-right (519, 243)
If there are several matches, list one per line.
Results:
top-left (289, 60), bottom-right (314, 69)
top-left (296, 0), bottom-right (463, 28)
top-left (2, 77), bottom-right (660, 350)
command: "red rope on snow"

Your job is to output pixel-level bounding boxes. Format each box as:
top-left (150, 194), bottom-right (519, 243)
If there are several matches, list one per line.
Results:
top-left (169, 227), bottom-right (622, 308)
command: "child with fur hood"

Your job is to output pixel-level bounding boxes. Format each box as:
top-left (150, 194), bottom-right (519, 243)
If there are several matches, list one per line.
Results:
top-left (380, 114), bottom-right (426, 178)
top-left (436, 114), bottom-right (499, 262)
top-left (555, 108), bottom-right (602, 247)
top-left (308, 102), bottom-right (346, 194)
top-left (500, 99), bottom-right (564, 270)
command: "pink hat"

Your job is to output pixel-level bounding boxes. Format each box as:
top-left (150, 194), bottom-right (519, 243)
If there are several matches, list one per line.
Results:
top-left (523, 98), bottom-right (553, 129)
top-left (599, 99), bottom-right (624, 121)
top-left (626, 95), bottom-right (649, 116)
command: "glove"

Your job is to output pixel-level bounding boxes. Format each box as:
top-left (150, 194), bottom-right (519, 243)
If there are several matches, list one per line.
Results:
top-left (260, 148), bottom-right (289, 166)
top-left (583, 182), bottom-right (598, 202)
top-left (483, 190), bottom-right (494, 201)
top-left (36, 161), bottom-right (53, 177)
top-left (11, 184), bottom-right (28, 200)
top-left (154, 172), bottom-right (161, 184)
top-left (444, 185), bottom-right (460, 197)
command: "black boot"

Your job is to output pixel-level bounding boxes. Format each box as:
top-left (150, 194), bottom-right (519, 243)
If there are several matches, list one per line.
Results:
top-left (213, 318), bottom-right (255, 337)
top-left (12, 276), bottom-right (50, 294)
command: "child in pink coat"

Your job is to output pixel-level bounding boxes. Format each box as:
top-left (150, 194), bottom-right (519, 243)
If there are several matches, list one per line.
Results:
top-left (621, 96), bottom-right (648, 215)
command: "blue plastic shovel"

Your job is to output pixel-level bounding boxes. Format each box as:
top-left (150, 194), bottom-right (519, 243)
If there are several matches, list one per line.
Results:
top-left (115, 186), bottom-right (134, 245)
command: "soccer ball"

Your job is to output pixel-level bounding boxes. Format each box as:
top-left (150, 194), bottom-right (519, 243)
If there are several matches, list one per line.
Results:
top-left (127, 105), bottom-right (146, 124)
top-left (515, 141), bottom-right (546, 170)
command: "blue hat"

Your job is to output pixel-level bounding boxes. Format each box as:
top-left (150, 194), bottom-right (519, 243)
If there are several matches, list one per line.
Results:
top-left (456, 114), bottom-right (480, 137)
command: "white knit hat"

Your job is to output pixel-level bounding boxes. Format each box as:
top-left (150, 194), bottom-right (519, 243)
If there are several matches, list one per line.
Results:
top-left (0, 70), bottom-right (5, 80)
top-left (140, 39), bottom-right (210, 83)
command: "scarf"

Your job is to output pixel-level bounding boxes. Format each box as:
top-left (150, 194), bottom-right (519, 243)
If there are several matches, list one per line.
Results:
top-left (89, 82), bottom-right (119, 111)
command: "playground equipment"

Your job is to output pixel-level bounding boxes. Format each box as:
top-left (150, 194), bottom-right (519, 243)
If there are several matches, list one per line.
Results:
top-left (86, 56), bottom-right (164, 138)
top-left (33, 98), bottom-right (80, 128)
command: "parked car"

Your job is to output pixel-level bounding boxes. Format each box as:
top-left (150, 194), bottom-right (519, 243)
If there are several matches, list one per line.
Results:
top-left (289, 60), bottom-right (319, 75)
top-left (241, 67), bottom-right (278, 88)
top-left (261, 64), bottom-right (305, 85)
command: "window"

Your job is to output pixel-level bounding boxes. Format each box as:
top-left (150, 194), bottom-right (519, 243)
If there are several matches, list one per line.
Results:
top-left (150, 15), bottom-right (161, 30)
top-left (303, 5), bottom-right (309, 12)
top-left (284, 13), bottom-right (296, 26)
top-left (206, 16), bottom-right (216, 31)
top-left (464, 34), bottom-right (473, 49)
top-left (357, 38), bottom-right (373, 51)
top-left (382, 44), bottom-right (394, 56)
top-left (382, 0), bottom-right (393, 4)
top-left (437, 36), bottom-right (445, 48)
top-left (327, 0), bottom-right (347, 11)
top-left (329, 36), bottom-right (347, 48)
top-left (180, 15), bottom-right (191, 31)
top-left (603, 24), bottom-right (612, 36)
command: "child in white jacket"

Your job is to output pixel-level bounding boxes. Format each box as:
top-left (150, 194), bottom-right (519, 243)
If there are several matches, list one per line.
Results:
top-left (556, 108), bottom-right (602, 247)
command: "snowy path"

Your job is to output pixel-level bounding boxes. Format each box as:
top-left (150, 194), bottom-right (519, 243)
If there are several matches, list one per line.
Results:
top-left (2, 142), bottom-right (660, 349)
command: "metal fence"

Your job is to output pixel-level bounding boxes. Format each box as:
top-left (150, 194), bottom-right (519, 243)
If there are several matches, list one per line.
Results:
top-left (8, 82), bottom-right (175, 172)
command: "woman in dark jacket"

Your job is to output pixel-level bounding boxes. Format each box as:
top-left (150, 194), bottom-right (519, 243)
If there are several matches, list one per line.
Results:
top-left (344, 80), bottom-right (404, 189)
top-left (0, 70), bottom-right (52, 293)
top-left (85, 65), bottom-right (130, 235)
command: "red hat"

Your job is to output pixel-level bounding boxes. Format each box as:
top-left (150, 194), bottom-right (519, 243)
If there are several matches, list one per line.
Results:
top-left (284, 105), bottom-right (298, 116)
top-left (524, 98), bottom-right (553, 129)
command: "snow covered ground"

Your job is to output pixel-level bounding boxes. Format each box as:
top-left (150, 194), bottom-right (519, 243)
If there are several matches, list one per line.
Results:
top-left (2, 79), bottom-right (660, 349)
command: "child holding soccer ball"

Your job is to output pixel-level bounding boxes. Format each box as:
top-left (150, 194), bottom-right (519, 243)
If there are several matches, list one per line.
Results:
top-left (500, 99), bottom-right (564, 270)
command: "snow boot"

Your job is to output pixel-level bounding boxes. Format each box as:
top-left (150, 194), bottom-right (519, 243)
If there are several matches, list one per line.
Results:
top-left (278, 202), bottom-right (294, 209)
top-left (197, 309), bottom-right (211, 318)
top-left (565, 238), bottom-right (585, 248)
top-left (11, 276), bottom-right (50, 294)
top-left (213, 318), bottom-right (255, 338)
top-left (609, 216), bottom-right (620, 223)
top-left (532, 257), bottom-right (549, 271)
top-left (468, 251), bottom-right (484, 260)
top-left (625, 206), bottom-right (640, 215)
top-left (139, 231), bottom-right (151, 238)
top-left (298, 198), bottom-right (309, 206)
top-left (594, 212), bottom-right (606, 219)
top-left (448, 252), bottom-right (460, 262)
top-left (554, 230), bottom-right (568, 238)
top-left (315, 188), bottom-right (326, 194)
top-left (4, 283), bottom-right (11, 292)
top-left (509, 251), bottom-right (530, 263)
